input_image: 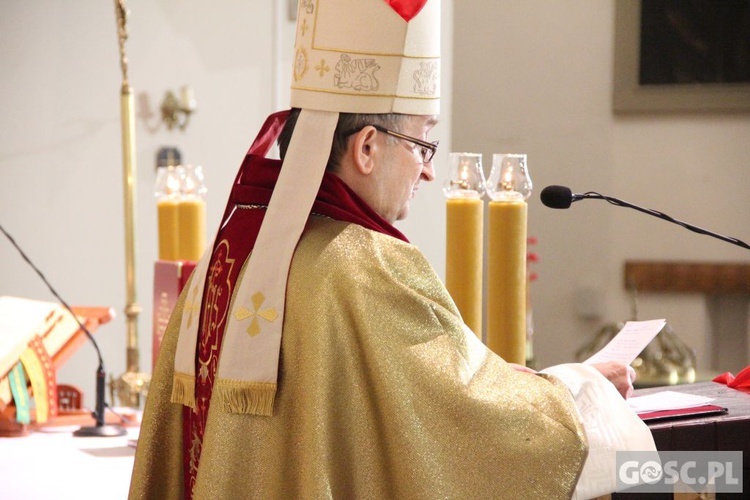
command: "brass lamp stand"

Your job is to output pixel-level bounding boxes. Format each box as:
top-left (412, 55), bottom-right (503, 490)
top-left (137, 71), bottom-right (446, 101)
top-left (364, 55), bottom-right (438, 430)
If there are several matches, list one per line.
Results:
top-left (112, 0), bottom-right (150, 407)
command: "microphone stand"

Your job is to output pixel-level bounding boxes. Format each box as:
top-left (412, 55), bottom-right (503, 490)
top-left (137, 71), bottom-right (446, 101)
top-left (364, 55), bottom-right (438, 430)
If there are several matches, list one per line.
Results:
top-left (0, 223), bottom-right (126, 437)
top-left (74, 364), bottom-right (127, 437)
top-left (578, 192), bottom-right (750, 251)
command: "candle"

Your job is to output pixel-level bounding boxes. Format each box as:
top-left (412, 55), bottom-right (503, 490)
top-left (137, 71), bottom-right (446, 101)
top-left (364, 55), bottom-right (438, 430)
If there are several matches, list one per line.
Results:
top-left (485, 154), bottom-right (532, 365)
top-left (157, 197), bottom-right (206, 261)
top-left (157, 197), bottom-right (179, 261)
top-left (175, 197), bottom-right (206, 261)
top-left (177, 164), bottom-right (208, 261)
top-left (444, 153), bottom-right (486, 338)
top-left (446, 197), bottom-right (483, 337)
top-left (156, 164), bottom-right (207, 261)
top-left (156, 165), bottom-right (182, 261)
top-left (487, 200), bottom-right (527, 363)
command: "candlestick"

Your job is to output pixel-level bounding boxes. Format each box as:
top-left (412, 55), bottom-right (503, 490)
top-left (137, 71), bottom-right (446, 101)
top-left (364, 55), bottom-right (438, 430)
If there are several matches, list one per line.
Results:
top-left (444, 153), bottom-right (485, 337)
top-left (120, 86), bottom-right (140, 375)
top-left (486, 154), bottom-right (532, 364)
top-left (113, 0), bottom-right (150, 409)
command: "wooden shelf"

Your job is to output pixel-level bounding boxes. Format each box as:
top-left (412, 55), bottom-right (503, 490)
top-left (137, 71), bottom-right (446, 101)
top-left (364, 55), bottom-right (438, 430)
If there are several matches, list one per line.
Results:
top-left (624, 261), bottom-right (750, 294)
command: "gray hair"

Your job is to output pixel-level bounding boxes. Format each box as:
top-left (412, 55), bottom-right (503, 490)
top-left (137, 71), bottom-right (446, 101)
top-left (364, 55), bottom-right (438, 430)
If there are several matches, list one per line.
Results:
top-left (278, 108), bottom-right (410, 172)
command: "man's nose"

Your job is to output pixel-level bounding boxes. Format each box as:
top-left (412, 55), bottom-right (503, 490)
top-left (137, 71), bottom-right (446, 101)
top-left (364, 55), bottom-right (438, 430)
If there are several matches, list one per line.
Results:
top-left (421, 159), bottom-right (436, 182)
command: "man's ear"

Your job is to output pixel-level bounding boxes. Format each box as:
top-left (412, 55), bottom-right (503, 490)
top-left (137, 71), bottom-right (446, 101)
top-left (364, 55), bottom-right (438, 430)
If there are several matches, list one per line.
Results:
top-left (350, 126), bottom-right (378, 176)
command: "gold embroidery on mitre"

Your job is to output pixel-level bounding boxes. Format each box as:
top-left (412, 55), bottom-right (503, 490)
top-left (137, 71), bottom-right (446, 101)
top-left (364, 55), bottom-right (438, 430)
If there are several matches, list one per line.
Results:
top-left (291, 84), bottom-right (439, 101)
top-left (301, 0), bottom-right (314, 15)
top-left (413, 61), bottom-right (438, 96)
top-left (300, 18), bottom-right (309, 37)
top-left (184, 285), bottom-right (200, 329)
top-left (333, 54), bottom-right (380, 92)
top-left (234, 291), bottom-right (279, 337)
top-left (294, 48), bottom-right (308, 82)
top-left (315, 58), bottom-right (330, 77)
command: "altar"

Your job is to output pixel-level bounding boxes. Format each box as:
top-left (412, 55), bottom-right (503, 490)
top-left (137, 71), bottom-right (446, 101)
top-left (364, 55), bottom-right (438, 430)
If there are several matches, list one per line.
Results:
top-left (0, 426), bottom-right (138, 499)
top-left (0, 382), bottom-right (747, 499)
top-left (614, 381), bottom-right (750, 499)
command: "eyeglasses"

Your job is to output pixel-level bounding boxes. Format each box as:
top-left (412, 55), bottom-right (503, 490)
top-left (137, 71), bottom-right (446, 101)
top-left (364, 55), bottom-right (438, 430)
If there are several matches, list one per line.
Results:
top-left (344, 125), bottom-right (439, 164)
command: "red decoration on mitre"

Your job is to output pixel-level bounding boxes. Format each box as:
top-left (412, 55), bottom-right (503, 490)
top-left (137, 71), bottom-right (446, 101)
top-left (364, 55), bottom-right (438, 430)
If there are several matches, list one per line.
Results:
top-left (384, 0), bottom-right (428, 21)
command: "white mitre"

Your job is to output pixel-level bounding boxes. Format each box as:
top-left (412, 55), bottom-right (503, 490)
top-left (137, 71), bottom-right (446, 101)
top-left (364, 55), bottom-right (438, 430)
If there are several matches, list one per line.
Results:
top-left (291, 0), bottom-right (440, 114)
top-left (172, 0), bottom-right (440, 416)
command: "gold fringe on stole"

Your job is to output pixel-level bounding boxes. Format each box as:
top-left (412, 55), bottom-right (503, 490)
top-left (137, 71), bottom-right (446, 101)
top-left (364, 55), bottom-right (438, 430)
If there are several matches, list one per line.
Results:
top-left (170, 372), bottom-right (196, 408)
top-left (215, 379), bottom-right (276, 416)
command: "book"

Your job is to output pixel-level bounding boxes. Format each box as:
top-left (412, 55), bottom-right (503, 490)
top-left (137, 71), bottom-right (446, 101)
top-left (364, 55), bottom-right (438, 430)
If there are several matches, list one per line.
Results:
top-left (0, 296), bottom-right (82, 406)
top-left (628, 390), bottom-right (729, 423)
top-left (638, 404), bottom-right (728, 423)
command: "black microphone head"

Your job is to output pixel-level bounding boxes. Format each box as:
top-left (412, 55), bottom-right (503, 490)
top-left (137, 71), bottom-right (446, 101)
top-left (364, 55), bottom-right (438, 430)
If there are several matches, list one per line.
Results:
top-left (540, 185), bottom-right (574, 209)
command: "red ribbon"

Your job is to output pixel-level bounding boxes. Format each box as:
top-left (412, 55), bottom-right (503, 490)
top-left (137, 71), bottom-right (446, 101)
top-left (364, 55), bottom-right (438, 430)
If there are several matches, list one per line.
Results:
top-left (713, 365), bottom-right (750, 391)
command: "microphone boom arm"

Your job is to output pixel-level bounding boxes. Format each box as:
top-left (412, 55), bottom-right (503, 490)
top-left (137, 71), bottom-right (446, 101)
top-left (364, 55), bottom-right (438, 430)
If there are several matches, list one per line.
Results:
top-left (581, 191), bottom-right (750, 251)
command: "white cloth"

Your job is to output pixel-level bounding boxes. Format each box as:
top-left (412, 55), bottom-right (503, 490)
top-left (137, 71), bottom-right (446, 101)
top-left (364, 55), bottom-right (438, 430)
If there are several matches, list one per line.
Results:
top-left (542, 363), bottom-right (657, 499)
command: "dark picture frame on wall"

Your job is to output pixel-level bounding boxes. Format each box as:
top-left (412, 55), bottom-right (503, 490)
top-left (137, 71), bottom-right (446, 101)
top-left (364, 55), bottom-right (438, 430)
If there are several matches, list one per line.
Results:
top-left (613, 0), bottom-right (750, 113)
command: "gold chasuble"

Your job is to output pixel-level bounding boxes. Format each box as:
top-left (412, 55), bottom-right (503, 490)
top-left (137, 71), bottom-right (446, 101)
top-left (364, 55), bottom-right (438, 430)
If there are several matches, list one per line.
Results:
top-left (130, 116), bottom-right (588, 500)
top-left (131, 218), bottom-right (587, 499)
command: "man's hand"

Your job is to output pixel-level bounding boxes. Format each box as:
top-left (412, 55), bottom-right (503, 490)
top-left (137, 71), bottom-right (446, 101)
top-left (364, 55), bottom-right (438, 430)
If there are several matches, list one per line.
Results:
top-left (591, 361), bottom-right (636, 399)
top-left (508, 363), bottom-right (538, 374)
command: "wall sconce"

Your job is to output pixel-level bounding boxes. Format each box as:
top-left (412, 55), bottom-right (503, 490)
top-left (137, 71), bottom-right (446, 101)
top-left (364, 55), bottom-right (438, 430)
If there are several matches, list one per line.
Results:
top-left (160, 85), bottom-right (197, 131)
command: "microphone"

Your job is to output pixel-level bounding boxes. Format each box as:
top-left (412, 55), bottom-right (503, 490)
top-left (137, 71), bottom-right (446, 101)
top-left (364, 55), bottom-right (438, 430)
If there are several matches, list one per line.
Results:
top-left (539, 185), bottom-right (608, 208)
top-left (540, 185), bottom-right (750, 251)
top-left (0, 222), bottom-right (127, 437)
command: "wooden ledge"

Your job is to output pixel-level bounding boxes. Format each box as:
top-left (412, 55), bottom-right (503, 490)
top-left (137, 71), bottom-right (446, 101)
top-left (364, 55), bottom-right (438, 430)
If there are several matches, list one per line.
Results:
top-left (624, 261), bottom-right (750, 294)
